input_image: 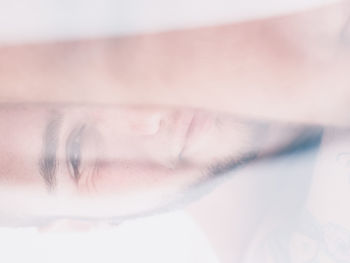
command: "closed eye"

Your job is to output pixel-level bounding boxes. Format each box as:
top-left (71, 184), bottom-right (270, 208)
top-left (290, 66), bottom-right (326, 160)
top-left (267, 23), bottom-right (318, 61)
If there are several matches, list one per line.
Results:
top-left (66, 124), bottom-right (86, 183)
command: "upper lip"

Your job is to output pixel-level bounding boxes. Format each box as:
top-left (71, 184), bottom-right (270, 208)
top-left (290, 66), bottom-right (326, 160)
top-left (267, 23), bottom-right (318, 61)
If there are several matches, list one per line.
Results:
top-left (178, 111), bottom-right (215, 159)
top-left (178, 115), bottom-right (195, 158)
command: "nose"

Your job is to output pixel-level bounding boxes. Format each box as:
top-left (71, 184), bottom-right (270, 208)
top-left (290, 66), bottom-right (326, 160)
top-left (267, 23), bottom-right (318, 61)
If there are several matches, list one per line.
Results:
top-left (126, 111), bottom-right (163, 135)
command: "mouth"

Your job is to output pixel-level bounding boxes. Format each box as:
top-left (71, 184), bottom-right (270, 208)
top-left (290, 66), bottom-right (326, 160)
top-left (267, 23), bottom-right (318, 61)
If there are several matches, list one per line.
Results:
top-left (178, 111), bottom-right (215, 160)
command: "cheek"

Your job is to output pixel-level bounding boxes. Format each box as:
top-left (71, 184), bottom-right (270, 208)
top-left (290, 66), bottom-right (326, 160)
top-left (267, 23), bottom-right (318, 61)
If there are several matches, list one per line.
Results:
top-left (0, 113), bottom-right (46, 186)
top-left (92, 109), bottom-right (192, 166)
top-left (181, 120), bottom-right (255, 165)
top-left (83, 160), bottom-right (201, 198)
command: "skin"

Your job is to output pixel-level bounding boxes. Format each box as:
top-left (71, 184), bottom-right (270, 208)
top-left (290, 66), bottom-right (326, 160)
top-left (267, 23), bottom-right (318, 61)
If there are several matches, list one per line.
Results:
top-left (0, 1), bottom-right (349, 126)
top-left (187, 127), bottom-right (323, 263)
top-left (0, 104), bottom-right (274, 226)
top-left (0, 0), bottom-right (349, 261)
top-left (0, 102), bottom-right (322, 228)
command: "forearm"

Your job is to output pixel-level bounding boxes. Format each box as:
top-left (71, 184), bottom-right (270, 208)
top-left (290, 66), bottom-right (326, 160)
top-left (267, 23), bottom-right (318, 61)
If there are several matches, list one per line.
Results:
top-left (0, 1), bottom-right (349, 125)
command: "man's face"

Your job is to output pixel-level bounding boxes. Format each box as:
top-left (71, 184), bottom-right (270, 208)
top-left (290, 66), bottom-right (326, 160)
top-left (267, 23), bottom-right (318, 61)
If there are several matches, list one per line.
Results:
top-left (0, 104), bottom-right (264, 226)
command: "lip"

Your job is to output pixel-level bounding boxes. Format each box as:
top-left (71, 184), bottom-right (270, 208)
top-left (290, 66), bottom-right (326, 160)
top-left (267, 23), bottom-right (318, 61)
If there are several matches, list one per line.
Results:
top-left (179, 111), bottom-right (214, 158)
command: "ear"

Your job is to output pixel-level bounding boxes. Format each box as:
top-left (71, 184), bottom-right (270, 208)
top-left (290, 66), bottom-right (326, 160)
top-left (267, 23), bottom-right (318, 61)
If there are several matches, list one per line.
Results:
top-left (37, 219), bottom-right (113, 233)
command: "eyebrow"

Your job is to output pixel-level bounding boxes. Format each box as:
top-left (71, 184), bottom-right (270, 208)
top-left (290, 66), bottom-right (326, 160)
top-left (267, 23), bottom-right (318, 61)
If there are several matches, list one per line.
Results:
top-left (38, 112), bottom-right (62, 191)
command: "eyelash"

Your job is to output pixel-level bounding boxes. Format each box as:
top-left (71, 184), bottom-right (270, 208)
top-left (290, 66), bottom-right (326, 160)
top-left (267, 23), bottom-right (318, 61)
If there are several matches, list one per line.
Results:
top-left (66, 124), bottom-right (86, 182)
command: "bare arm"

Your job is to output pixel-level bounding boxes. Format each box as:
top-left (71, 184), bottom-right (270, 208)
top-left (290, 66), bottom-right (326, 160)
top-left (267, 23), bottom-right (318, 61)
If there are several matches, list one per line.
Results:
top-left (0, 1), bottom-right (349, 126)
